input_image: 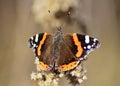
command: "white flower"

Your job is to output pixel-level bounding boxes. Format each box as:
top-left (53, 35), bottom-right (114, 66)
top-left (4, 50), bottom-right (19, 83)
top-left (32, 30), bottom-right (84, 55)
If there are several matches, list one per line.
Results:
top-left (78, 79), bottom-right (83, 84)
top-left (36, 73), bottom-right (42, 79)
top-left (59, 72), bottom-right (64, 78)
top-left (83, 75), bottom-right (87, 80)
top-left (34, 57), bottom-right (39, 65)
top-left (52, 79), bottom-right (59, 86)
top-left (36, 64), bottom-right (41, 71)
top-left (31, 72), bottom-right (37, 80)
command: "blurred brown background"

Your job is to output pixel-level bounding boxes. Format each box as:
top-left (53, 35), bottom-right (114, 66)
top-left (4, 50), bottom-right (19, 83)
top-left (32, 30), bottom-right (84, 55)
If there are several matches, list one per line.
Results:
top-left (0, 0), bottom-right (120, 86)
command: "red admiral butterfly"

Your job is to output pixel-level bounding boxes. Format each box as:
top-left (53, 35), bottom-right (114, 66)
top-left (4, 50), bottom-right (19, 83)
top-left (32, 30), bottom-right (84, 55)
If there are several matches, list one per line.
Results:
top-left (28, 29), bottom-right (100, 72)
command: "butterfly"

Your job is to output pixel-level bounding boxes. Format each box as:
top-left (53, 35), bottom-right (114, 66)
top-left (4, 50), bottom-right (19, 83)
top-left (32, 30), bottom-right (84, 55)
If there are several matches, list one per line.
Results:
top-left (28, 29), bottom-right (100, 72)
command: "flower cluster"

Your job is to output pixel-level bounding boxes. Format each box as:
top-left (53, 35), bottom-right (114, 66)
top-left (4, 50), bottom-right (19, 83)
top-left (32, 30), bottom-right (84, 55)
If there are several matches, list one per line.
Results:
top-left (67, 63), bottom-right (87, 86)
top-left (30, 57), bottom-right (87, 86)
top-left (31, 71), bottom-right (60, 86)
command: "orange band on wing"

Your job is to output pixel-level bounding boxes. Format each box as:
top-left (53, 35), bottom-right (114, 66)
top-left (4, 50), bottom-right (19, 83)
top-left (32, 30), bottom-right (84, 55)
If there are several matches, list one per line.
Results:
top-left (59, 61), bottom-right (78, 71)
top-left (39, 61), bottom-right (49, 71)
top-left (37, 33), bottom-right (47, 56)
top-left (72, 33), bottom-right (83, 57)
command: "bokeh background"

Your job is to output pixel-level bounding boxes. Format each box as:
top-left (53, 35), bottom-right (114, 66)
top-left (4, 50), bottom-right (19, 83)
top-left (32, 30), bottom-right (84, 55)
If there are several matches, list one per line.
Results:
top-left (0, 0), bottom-right (120, 86)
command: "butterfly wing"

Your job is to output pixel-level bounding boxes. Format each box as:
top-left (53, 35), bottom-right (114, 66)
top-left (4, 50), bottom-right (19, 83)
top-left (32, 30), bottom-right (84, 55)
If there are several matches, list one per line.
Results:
top-left (28, 33), bottom-right (54, 71)
top-left (56, 33), bottom-right (100, 72)
top-left (64, 33), bottom-right (100, 61)
top-left (55, 35), bottom-right (80, 72)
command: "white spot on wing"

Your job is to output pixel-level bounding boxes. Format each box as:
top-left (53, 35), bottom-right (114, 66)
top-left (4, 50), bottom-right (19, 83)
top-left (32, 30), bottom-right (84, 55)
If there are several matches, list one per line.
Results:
top-left (93, 38), bottom-right (97, 42)
top-left (87, 45), bottom-right (91, 49)
top-left (85, 35), bottom-right (90, 44)
top-left (35, 34), bottom-right (39, 42)
top-left (33, 44), bottom-right (36, 48)
top-left (84, 47), bottom-right (86, 49)
top-left (31, 37), bottom-right (33, 40)
top-left (80, 58), bottom-right (84, 61)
